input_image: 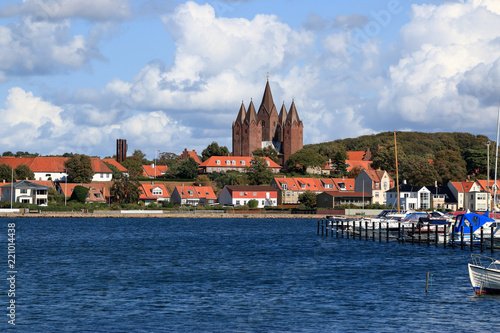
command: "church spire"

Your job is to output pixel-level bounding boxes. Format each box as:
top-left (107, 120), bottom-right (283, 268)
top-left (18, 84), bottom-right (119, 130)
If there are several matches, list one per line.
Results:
top-left (235, 101), bottom-right (246, 125)
top-left (278, 102), bottom-right (287, 125)
top-left (245, 99), bottom-right (258, 124)
top-left (259, 79), bottom-right (277, 117)
top-left (286, 99), bottom-right (301, 124)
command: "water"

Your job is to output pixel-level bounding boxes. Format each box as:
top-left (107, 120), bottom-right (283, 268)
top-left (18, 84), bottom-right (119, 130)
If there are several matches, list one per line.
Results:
top-left (3, 217), bottom-right (500, 332)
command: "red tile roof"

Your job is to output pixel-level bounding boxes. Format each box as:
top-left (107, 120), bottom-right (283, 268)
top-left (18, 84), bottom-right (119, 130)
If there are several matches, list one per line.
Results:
top-left (142, 165), bottom-right (168, 178)
top-left (199, 156), bottom-right (281, 169)
top-left (103, 159), bottom-right (128, 172)
top-left (179, 149), bottom-right (202, 164)
top-left (90, 158), bottom-right (113, 174)
top-left (139, 183), bottom-right (170, 200)
top-left (347, 151), bottom-right (365, 161)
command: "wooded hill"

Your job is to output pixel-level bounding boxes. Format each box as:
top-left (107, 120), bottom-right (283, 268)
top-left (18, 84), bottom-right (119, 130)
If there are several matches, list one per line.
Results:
top-left (302, 131), bottom-right (493, 186)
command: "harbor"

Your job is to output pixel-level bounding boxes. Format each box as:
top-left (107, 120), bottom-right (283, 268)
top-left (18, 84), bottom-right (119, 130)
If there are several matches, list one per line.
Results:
top-left (317, 213), bottom-right (500, 253)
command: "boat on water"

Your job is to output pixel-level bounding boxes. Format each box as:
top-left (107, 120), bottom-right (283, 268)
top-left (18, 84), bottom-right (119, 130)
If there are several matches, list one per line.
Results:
top-left (468, 254), bottom-right (500, 295)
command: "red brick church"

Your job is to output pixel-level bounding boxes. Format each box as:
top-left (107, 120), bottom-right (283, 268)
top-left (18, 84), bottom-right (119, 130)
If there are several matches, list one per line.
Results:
top-left (232, 80), bottom-right (303, 165)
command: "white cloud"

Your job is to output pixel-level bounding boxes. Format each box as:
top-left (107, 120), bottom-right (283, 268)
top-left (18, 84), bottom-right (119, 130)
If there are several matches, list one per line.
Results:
top-left (0, 16), bottom-right (103, 77)
top-left (0, 0), bottom-right (131, 21)
top-left (375, 0), bottom-right (500, 134)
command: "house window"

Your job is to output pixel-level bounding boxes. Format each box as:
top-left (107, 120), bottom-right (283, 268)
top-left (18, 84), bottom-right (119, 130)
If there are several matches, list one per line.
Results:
top-left (375, 182), bottom-right (380, 188)
top-left (95, 193), bottom-right (101, 198)
top-left (282, 184), bottom-right (287, 190)
top-left (232, 160), bottom-right (236, 165)
top-left (253, 192), bottom-right (257, 196)
top-left (100, 173), bottom-right (103, 178)
top-left (188, 190), bottom-right (193, 196)
top-left (216, 160), bottom-right (221, 165)
top-left (241, 161), bottom-right (246, 166)
top-left (20, 189), bottom-right (27, 194)
top-left (226, 160), bottom-right (231, 165)
top-left (301, 184), bottom-right (306, 190)
top-left (240, 192), bottom-right (244, 196)
top-left (152, 188), bottom-right (162, 195)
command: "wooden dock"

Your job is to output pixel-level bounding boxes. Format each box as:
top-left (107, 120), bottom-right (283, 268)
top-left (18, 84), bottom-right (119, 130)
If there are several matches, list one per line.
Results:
top-left (317, 218), bottom-right (500, 253)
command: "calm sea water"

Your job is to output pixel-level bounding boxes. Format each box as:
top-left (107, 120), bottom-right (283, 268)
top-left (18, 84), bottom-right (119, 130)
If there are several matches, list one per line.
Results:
top-left (2, 217), bottom-right (500, 332)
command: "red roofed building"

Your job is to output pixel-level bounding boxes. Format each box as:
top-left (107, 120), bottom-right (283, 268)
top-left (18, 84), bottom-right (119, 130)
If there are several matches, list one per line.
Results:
top-left (179, 149), bottom-right (201, 164)
top-left (355, 170), bottom-right (394, 206)
top-left (448, 181), bottom-right (485, 211)
top-left (345, 149), bottom-right (373, 172)
top-left (171, 185), bottom-right (217, 206)
top-left (90, 158), bottom-right (113, 182)
top-left (218, 185), bottom-right (278, 207)
top-left (0, 157), bottom-right (114, 181)
top-left (199, 156), bottom-right (281, 174)
top-left (142, 165), bottom-right (168, 178)
top-left (139, 183), bottom-right (170, 205)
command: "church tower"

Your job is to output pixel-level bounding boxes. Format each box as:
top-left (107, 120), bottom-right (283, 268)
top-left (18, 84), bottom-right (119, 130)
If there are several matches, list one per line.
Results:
top-left (232, 102), bottom-right (246, 156)
top-left (257, 79), bottom-right (279, 142)
top-left (232, 79), bottom-right (303, 166)
top-left (282, 100), bottom-right (303, 164)
top-left (240, 100), bottom-right (262, 157)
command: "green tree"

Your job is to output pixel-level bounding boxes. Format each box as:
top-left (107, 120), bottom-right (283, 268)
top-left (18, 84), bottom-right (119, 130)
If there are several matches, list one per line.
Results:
top-left (176, 157), bottom-right (199, 179)
top-left (319, 144), bottom-right (348, 174)
top-left (64, 154), bottom-right (94, 183)
top-left (0, 164), bottom-right (16, 182)
top-left (121, 157), bottom-right (143, 178)
top-left (104, 161), bottom-right (123, 180)
top-left (347, 166), bottom-right (363, 179)
top-left (132, 149), bottom-right (149, 164)
top-left (298, 190), bottom-right (317, 208)
top-left (2, 151), bottom-right (14, 157)
top-left (463, 148), bottom-right (487, 176)
top-left (70, 185), bottom-right (89, 203)
top-left (371, 145), bottom-right (404, 174)
top-left (434, 150), bottom-right (467, 183)
top-left (110, 176), bottom-right (141, 204)
top-left (246, 157), bottom-right (274, 185)
top-left (209, 171), bottom-right (244, 188)
top-left (286, 149), bottom-right (327, 173)
top-left (252, 146), bottom-right (280, 164)
top-left (202, 142), bottom-right (230, 162)
top-left (14, 164), bottom-right (34, 180)
top-left (247, 199), bottom-right (259, 209)
top-left (400, 156), bottom-right (440, 187)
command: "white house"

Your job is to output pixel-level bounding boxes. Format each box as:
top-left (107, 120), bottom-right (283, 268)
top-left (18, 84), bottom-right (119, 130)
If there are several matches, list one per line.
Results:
top-left (218, 185), bottom-right (278, 208)
top-left (385, 184), bottom-right (431, 210)
top-left (0, 180), bottom-right (49, 206)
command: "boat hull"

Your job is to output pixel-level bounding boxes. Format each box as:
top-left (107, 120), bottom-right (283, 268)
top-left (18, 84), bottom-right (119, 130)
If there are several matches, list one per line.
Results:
top-left (468, 263), bottom-right (500, 294)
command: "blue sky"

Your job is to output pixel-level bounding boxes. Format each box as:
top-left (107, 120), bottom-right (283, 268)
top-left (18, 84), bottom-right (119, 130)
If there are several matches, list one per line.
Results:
top-left (1, 0), bottom-right (499, 159)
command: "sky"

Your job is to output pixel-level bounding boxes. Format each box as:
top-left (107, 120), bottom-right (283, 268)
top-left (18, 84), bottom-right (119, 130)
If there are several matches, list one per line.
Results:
top-left (1, 0), bottom-right (500, 160)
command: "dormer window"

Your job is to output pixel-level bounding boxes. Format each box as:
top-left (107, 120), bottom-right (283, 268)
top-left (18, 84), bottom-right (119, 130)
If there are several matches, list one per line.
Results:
top-left (152, 188), bottom-right (162, 196)
top-left (216, 160), bottom-right (221, 165)
top-left (241, 161), bottom-right (246, 166)
top-left (231, 160), bottom-right (236, 165)
top-left (226, 160), bottom-right (231, 165)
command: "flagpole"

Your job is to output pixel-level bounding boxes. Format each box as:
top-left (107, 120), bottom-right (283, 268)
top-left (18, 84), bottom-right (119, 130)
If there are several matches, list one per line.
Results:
top-left (394, 132), bottom-right (400, 214)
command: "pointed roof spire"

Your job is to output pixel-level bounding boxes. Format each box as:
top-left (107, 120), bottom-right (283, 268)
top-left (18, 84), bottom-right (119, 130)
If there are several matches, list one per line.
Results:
top-left (258, 80), bottom-right (278, 117)
top-left (245, 99), bottom-right (258, 124)
top-left (235, 101), bottom-right (246, 125)
top-left (278, 102), bottom-right (287, 125)
top-left (286, 99), bottom-right (301, 124)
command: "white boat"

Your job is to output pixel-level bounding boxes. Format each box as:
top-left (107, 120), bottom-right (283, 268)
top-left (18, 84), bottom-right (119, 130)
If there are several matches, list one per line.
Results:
top-left (468, 254), bottom-right (500, 295)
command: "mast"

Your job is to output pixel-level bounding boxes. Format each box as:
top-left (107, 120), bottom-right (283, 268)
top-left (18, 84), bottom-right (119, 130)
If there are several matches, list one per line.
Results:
top-left (495, 102), bottom-right (500, 215)
top-left (394, 132), bottom-right (400, 213)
